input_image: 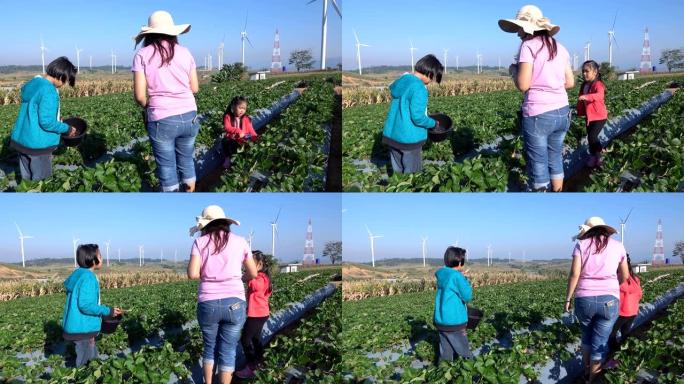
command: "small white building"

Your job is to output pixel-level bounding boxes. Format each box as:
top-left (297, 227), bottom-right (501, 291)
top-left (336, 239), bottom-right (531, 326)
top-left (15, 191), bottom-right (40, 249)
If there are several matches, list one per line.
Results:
top-left (618, 71), bottom-right (639, 81)
top-left (280, 263), bottom-right (301, 273)
top-left (633, 264), bottom-right (648, 273)
top-left (250, 71), bottom-right (269, 81)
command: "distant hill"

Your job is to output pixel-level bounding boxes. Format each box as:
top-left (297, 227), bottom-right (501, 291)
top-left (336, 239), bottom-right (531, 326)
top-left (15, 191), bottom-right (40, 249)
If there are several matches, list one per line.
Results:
top-left (344, 65), bottom-right (501, 75)
top-left (0, 65), bottom-right (131, 74)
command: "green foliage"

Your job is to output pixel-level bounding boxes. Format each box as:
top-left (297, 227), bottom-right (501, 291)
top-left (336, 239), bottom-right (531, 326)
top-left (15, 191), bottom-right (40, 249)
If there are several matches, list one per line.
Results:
top-left (289, 49), bottom-right (315, 72)
top-left (210, 62), bottom-right (247, 83)
top-left (599, 62), bottom-right (618, 81)
top-left (323, 241), bottom-right (343, 265)
top-left (659, 49), bottom-right (684, 72)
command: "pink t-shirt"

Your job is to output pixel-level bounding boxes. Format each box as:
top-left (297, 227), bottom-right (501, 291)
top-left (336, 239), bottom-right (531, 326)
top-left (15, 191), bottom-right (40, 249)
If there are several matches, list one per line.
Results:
top-left (573, 237), bottom-right (626, 298)
top-left (192, 233), bottom-right (251, 303)
top-left (518, 36), bottom-right (570, 117)
top-left (132, 42), bottom-right (197, 122)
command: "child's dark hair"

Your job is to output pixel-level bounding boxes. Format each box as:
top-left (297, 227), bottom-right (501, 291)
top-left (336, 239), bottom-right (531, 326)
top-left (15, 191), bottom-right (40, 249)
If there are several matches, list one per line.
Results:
top-left (224, 96), bottom-right (248, 124)
top-left (415, 54), bottom-right (444, 84)
top-left (76, 244), bottom-right (100, 268)
top-left (201, 220), bottom-right (231, 255)
top-left (137, 33), bottom-right (178, 67)
top-left (252, 250), bottom-right (273, 293)
top-left (444, 246), bottom-right (466, 268)
top-left (581, 60), bottom-right (603, 81)
top-left (46, 57), bottom-right (77, 87)
top-left (625, 253), bottom-right (636, 281)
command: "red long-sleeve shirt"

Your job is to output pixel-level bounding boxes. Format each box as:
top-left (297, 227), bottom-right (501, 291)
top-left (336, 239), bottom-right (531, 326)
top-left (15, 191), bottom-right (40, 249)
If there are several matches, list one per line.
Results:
top-left (223, 114), bottom-right (257, 144)
top-left (247, 272), bottom-right (271, 318)
top-left (619, 275), bottom-right (642, 317)
top-left (576, 80), bottom-right (608, 123)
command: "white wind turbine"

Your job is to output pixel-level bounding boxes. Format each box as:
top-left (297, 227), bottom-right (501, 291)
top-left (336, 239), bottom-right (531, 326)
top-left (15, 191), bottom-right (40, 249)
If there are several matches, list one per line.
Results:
top-left (15, 223), bottom-right (33, 268)
top-left (138, 245), bottom-right (144, 267)
top-left (160, 249), bottom-right (164, 263)
top-left (75, 46), bottom-right (83, 73)
top-left (619, 208), bottom-right (634, 244)
top-left (89, 55), bottom-right (92, 71)
top-left (248, 229), bottom-right (255, 251)
top-left (456, 55), bottom-right (459, 71)
top-left (174, 249), bottom-right (178, 264)
top-left (271, 209), bottom-right (281, 258)
top-left (353, 29), bottom-right (369, 75)
top-left (443, 49), bottom-right (449, 74)
top-left (476, 52), bottom-right (483, 74)
top-left (365, 225), bottom-right (382, 268)
top-left (584, 41), bottom-right (592, 61)
top-left (240, 14), bottom-right (253, 66)
top-left (104, 240), bottom-right (111, 267)
top-left (421, 236), bottom-right (428, 267)
top-left (608, 11), bottom-right (619, 67)
top-left (40, 37), bottom-right (48, 74)
top-left (308, 0), bottom-right (342, 70)
top-left (72, 235), bottom-right (80, 268)
top-left (118, 249), bottom-right (121, 263)
top-left (410, 41), bottom-right (417, 72)
top-left (218, 35), bottom-right (225, 69)
top-left (487, 244), bottom-right (492, 267)
top-left (110, 49), bottom-right (117, 74)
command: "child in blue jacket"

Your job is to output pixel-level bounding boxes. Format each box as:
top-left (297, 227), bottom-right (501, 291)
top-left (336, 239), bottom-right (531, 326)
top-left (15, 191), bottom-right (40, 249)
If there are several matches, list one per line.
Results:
top-left (10, 56), bottom-right (77, 181)
top-left (434, 246), bottom-right (474, 361)
top-left (62, 244), bottom-right (122, 367)
top-left (382, 54), bottom-right (444, 174)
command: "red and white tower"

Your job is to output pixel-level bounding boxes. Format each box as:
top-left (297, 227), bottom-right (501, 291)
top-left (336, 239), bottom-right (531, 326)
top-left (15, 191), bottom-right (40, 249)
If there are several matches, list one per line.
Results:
top-left (652, 219), bottom-right (664, 264)
top-left (303, 219), bottom-right (315, 264)
top-left (271, 29), bottom-right (283, 73)
top-left (640, 27), bottom-right (652, 73)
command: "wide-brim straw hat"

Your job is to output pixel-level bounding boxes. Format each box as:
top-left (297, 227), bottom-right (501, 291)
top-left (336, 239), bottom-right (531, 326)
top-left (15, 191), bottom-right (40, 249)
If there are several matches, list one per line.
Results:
top-left (189, 205), bottom-right (239, 236)
top-left (573, 216), bottom-right (617, 241)
top-left (134, 10), bottom-right (191, 45)
top-left (498, 4), bottom-right (560, 37)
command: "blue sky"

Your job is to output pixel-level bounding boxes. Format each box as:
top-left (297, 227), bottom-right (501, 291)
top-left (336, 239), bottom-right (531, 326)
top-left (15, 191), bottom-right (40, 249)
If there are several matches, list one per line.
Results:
top-left (0, 0), bottom-right (342, 70)
top-left (342, 194), bottom-right (684, 264)
top-left (0, 194), bottom-right (341, 264)
top-left (343, 0), bottom-right (684, 71)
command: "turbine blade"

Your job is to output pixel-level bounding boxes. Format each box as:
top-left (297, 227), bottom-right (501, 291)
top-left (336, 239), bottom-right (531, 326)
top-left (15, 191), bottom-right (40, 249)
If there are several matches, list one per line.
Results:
top-left (365, 225), bottom-right (372, 236)
top-left (612, 34), bottom-right (619, 49)
top-left (624, 207), bottom-right (633, 223)
top-left (611, 10), bottom-right (618, 30)
top-left (14, 222), bottom-right (22, 236)
top-left (306, 0), bottom-right (317, 4)
top-left (243, 12), bottom-right (248, 31)
top-left (246, 36), bottom-right (254, 48)
top-left (331, 0), bottom-right (342, 18)
top-left (24, 236), bottom-right (34, 239)
top-left (353, 29), bottom-right (359, 44)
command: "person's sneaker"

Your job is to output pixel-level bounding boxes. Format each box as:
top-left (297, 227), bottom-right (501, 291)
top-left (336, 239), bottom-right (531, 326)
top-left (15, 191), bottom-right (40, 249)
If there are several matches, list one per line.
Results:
top-left (603, 358), bottom-right (620, 369)
top-left (235, 366), bottom-right (256, 379)
top-left (587, 154), bottom-right (598, 168)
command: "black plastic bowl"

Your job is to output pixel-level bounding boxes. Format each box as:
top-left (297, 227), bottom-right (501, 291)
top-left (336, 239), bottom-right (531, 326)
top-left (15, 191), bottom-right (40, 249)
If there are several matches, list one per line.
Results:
top-left (61, 117), bottom-right (88, 147)
top-left (101, 314), bottom-right (122, 334)
top-left (427, 113), bottom-right (453, 142)
top-left (466, 306), bottom-right (484, 330)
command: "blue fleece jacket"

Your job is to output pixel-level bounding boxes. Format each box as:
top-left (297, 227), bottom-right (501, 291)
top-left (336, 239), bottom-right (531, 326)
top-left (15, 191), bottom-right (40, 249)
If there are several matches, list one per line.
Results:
top-left (434, 267), bottom-right (472, 326)
top-left (382, 73), bottom-right (437, 148)
top-left (10, 76), bottom-right (70, 154)
top-left (62, 268), bottom-right (111, 335)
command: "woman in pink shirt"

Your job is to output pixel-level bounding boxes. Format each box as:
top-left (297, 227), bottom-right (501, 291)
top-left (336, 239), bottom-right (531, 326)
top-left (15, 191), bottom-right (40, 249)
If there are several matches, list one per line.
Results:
top-left (499, 5), bottom-right (575, 192)
top-left (187, 205), bottom-right (257, 384)
top-left (133, 11), bottom-right (200, 192)
top-left (564, 217), bottom-right (629, 383)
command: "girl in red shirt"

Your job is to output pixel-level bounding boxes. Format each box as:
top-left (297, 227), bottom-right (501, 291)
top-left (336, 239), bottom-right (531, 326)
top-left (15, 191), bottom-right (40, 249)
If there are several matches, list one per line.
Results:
top-left (576, 60), bottom-right (608, 168)
top-left (235, 250), bottom-right (272, 379)
top-left (606, 254), bottom-right (642, 368)
top-left (222, 96), bottom-right (257, 169)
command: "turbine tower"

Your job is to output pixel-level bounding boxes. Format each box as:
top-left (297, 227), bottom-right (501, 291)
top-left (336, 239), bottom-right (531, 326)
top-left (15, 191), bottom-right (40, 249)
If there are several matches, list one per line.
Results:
top-left (104, 240), bottom-right (111, 267)
top-left (217, 37), bottom-right (224, 69)
top-left (608, 11), bottom-right (619, 67)
top-left (72, 235), bottom-right (80, 268)
top-left (652, 219), bottom-right (664, 264)
top-left (240, 13), bottom-right (253, 66)
top-left (160, 249), bottom-right (164, 263)
top-left (271, 29), bottom-right (283, 73)
top-left (640, 28), bottom-right (652, 73)
top-left (308, 0), bottom-right (342, 70)
top-left (353, 29), bottom-right (369, 75)
top-left (174, 249), bottom-right (178, 264)
top-left (271, 208), bottom-right (281, 258)
top-left (75, 46), bottom-right (83, 73)
top-left (410, 41), bottom-right (417, 72)
top-left (139, 245), bottom-right (144, 267)
top-left (619, 208), bottom-right (634, 244)
top-left (110, 49), bottom-right (116, 74)
top-left (15, 223), bottom-right (33, 268)
top-left (487, 245), bottom-right (492, 267)
top-left (421, 236), bottom-right (428, 267)
top-left (303, 219), bottom-right (315, 264)
top-left (365, 225), bottom-right (382, 268)
top-left (248, 229), bottom-right (255, 251)
top-left (118, 248), bottom-right (121, 263)
top-left (40, 37), bottom-right (48, 74)
top-left (443, 49), bottom-right (448, 74)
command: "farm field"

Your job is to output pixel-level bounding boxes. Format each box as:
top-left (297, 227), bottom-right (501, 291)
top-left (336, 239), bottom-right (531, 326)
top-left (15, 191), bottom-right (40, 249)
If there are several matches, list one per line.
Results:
top-left (0, 73), bottom-right (340, 192)
top-left (341, 267), bottom-right (684, 383)
top-left (342, 75), bottom-right (684, 192)
top-left (0, 267), bottom-right (341, 383)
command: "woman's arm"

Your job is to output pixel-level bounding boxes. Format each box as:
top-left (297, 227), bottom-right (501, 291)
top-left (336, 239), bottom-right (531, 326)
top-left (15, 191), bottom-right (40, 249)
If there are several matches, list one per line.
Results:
top-left (187, 253), bottom-right (201, 279)
top-left (133, 71), bottom-right (148, 108)
top-left (514, 62), bottom-right (533, 92)
top-left (564, 254), bottom-right (582, 311)
top-left (617, 258), bottom-right (629, 284)
top-left (189, 68), bottom-right (199, 93)
top-left (243, 254), bottom-right (258, 281)
top-left (564, 64), bottom-right (575, 90)
top-left (580, 81), bottom-right (605, 102)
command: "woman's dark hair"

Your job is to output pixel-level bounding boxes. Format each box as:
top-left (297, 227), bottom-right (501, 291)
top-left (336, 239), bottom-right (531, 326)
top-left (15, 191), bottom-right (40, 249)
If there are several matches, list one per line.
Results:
top-left (414, 54), bottom-right (444, 84)
top-left (580, 60), bottom-right (603, 93)
top-left (76, 244), bottom-right (100, 268)
top-left (252, 250), bottom-right (273, 293)
top-left (201, 220), bottom-right (231, 255)
top-left (46, 57), bottom-right (77, 87)
top-left (530, 30), bottom-right (558, 61)
top-left (444, 246), bottom-right (466, 268)
top-left (583, 226), bottom-right (612, 254)
top-left (138, 33), bottom-right (178, 67)
top-left (224, 96), bottom-right (248, 125)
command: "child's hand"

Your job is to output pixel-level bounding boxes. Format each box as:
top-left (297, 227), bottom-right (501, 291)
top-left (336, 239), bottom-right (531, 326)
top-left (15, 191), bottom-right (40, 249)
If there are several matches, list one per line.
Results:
top-left (578, 95), bottom-right (588, 101)
top-left (112, 307), bottom-right (123, 316)
top-left (239, 132), bottom-right (245, 138)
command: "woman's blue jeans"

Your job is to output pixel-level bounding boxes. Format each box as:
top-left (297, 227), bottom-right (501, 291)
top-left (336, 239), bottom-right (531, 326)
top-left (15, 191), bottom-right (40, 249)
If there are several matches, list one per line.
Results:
top-left (146, 110), bottom-right (199, 192)
top-left (574, 295), bottom-right (619, 361)
top-left (521, 106), bottom-right (571, 190)
top-left (197, 297), bottom-right (246, 373)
